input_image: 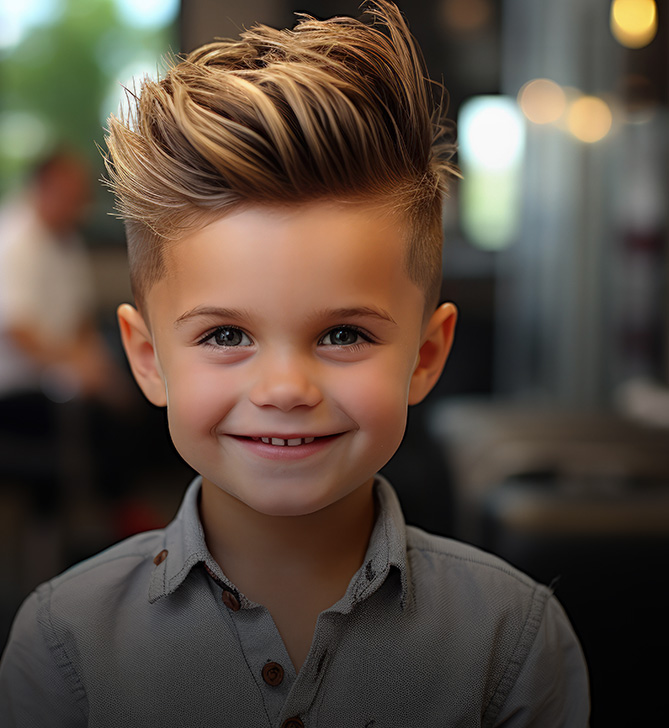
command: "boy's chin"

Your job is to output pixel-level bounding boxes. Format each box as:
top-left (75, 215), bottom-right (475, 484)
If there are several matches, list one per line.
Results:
top-left (203, 474), bottom-right (375, 519)
top-left (235, 491), bottom-right (353, 519)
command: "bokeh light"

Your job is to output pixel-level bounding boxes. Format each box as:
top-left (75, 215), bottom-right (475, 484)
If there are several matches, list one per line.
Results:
top-left (112, 0), bottom-right (179, 29)
top-left (459, 96), bottom-right (526, 250)
top-left (610, 0), bottom-right (658, 49)
top-left (0, 0), bottom-right (62, 50)
top-left (459, 96), bottom-right (526, 170)
top-left (567, 96), bottom-right (613, 143)
top-left (518, 79), bottom-right (567, 125)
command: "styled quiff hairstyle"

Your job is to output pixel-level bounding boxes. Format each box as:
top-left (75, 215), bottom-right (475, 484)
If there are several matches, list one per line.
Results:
top-left (104, 0), bottom-right (457, 313)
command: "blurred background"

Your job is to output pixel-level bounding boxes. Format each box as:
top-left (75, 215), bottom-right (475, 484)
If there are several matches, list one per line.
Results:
top-left (1, 0), bottom-right (668, 724)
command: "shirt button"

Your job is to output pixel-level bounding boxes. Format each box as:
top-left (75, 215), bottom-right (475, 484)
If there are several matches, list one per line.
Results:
top-left (281, 719), bottom-right (304, 728)
top-left (153, 549), bottom-right (168, 565)
top-left (221, 590), bottom-right (241, 611)
top-left (261, 661), bottom-right (284, 686)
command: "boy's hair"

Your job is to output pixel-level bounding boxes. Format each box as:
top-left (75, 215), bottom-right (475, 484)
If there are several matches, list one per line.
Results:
top-left (104, 0), bottom-right (457, 314)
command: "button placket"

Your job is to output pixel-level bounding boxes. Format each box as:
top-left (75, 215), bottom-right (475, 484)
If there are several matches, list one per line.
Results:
top-left (205, 563), bottom-right (297, 720)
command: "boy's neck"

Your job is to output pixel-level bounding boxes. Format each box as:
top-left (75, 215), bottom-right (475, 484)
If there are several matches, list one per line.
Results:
top-left (199, 477), bottom-right (377, 600)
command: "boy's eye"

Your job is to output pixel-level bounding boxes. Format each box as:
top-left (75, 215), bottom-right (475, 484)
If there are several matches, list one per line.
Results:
top-left (203, 327), bottom-right (252, 347)
top-left (320, 326), bottom-right (369, 346)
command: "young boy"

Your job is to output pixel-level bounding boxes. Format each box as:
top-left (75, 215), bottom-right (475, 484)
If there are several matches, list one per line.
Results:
top-left (0, 2), bottom-right (589, 725)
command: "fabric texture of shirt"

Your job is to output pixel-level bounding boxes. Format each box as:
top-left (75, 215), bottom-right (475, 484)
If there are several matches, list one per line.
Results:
top-left (0, 476), bottom-right (590, 727)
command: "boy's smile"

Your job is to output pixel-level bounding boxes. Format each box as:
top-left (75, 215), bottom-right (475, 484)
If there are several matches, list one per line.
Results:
top-left (119, 201), bottom-right (455, 518)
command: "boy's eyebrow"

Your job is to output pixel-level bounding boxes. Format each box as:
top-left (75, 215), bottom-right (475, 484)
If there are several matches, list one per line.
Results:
top-left (174, 306), bottom-right (397, 327)
top-left (312, 307), bottom-right (398, 326)
top-left (174, 306), bottom-right (249, 328)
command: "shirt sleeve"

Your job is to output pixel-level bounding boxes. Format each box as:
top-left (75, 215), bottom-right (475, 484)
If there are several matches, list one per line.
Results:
top-left (0, 591), bottom-right (87, 728)
top-left (491, 594), bottom-right (590, 727)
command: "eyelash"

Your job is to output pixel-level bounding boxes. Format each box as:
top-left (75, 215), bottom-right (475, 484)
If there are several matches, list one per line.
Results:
top-left (196, 325), bottom-right (376, 349)
top-left (318, 325), bottom-right (375, 349)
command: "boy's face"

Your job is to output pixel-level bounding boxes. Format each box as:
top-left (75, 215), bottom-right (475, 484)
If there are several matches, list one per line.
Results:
top-left (119, 202), bottom-right (455, 517)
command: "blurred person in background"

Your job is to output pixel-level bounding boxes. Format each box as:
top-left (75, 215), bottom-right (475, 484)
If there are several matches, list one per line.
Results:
top-left (0, 150), bottom-right (130, 514)
top-left (0, 151), bottom-right (119, 404)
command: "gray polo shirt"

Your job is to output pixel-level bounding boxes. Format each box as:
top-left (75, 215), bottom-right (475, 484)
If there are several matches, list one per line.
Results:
top-left (0, 476), bottom-right (589, 727)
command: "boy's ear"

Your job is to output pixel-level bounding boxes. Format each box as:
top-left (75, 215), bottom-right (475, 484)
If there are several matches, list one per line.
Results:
top-left (408, 302), bottom-right (457, 405)
top-left (117, 303), bottom-right (167, 407)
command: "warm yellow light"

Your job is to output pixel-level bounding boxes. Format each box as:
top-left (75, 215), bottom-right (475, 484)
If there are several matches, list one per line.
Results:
top-left (567, 96), bottom-right (613, 143)
top-left (611, 0), bottom-right (658, 48)
top-left (518, 79), bottom-right (567, 124)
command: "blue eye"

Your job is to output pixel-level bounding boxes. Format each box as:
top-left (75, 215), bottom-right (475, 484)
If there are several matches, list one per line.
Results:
top-left (203, 327), bottom-right (252, 347)
top-left (320, 326), bottom-right (370, 346)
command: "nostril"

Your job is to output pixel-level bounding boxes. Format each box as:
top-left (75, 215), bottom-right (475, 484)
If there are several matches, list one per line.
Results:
top-left (249, 374), bottom-right (322, 411)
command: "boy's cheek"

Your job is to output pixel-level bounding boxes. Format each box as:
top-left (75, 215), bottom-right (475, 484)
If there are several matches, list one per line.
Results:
top-left (347, 371), bottom-right (410, 428)
top-left (162, 365), bottom-right (231, 424)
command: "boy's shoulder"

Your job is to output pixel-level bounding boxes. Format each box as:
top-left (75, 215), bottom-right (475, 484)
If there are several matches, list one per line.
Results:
top-left (51, 527), bottom-right (167, 588)
top-left (406, 524), bottom-right (537, 586)
top-left (403, 523), bottom-right (549, 615)
top-left (3, 526), bottom-right (166, 631)
top-left (372, 477), bottom-right (544, 608)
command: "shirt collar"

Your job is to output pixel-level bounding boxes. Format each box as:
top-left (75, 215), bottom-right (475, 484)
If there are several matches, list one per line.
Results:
top-left (148, 477), bottom-right (222, 603)
top-left (149, 475), bottom-right (411, 609)
top-left (344, 474), bottom-right (411, 610)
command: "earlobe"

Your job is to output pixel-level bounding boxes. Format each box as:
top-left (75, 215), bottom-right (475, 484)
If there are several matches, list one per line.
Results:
top-left (117, 303), bottom-right (167, 407)
top-left (408, 302), bottom-right (457, 405)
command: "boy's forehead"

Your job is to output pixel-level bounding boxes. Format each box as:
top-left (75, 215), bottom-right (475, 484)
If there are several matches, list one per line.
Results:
top-left (147, 200), bottom-right (422, 322)
top-left (164, 200), bottom-right (410, 272)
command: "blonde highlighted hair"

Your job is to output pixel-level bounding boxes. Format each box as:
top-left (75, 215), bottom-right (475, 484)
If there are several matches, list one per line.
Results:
top-left (104, 0), bottom-right (457, 312)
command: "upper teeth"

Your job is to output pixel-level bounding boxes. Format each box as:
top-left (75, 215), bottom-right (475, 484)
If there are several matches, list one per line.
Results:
top-left (258, 437), bottom-right (315, 446)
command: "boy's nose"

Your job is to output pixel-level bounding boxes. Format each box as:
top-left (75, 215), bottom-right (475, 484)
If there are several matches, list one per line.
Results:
top-left (248, 354), bottom-right (322, 411)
